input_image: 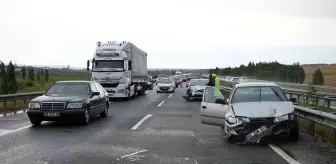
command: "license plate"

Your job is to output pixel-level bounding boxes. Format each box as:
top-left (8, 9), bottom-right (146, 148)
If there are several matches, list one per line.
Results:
top-left (246, 125), bottom-right (267, 139)
top-left (44, 112), bottom-right (60, 117)
top-left (196, 91), bottom-right (203, 95)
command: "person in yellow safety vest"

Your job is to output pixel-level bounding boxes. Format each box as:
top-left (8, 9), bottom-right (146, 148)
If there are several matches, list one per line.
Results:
top-left (212, 73), bottom-right (221, 96)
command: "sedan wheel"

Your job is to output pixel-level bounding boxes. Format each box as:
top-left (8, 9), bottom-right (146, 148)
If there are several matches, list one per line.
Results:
top-left (83, 108), bottom-right (90, 125)
top-left (100, 104), bottom-right (108, 118)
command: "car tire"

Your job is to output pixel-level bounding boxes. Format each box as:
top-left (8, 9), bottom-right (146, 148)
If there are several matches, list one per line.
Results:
top-left (288, 121), bottom-right (299, 142)
top-left (82, 107), bottom-right (91, 125)
top-left (100, 103), bottom-right (108, 118)
top-left (30, 119), bottom-right (42, 125)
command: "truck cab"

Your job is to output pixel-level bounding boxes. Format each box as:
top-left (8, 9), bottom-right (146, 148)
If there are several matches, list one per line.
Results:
top-left (87, 41), bottom-right (148, 100)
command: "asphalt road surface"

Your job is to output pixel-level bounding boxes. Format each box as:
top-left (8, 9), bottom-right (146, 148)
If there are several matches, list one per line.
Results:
top-left (0, 84), bottom-right (335, 164)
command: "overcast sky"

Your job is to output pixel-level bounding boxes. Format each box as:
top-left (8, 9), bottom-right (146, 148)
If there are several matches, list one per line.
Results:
top-left (1, 0), bottom-right (336, 69)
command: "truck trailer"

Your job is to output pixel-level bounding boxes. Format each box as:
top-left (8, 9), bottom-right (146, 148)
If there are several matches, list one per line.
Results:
top-left (87, 41), bottom-right (148, 100)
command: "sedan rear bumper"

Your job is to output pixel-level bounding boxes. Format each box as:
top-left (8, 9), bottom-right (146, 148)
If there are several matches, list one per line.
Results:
top-left (27, 109), bottom-right (85, 121)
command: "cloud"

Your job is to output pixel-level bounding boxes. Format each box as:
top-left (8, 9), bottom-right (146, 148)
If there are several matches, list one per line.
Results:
top-left (0, 0), bottom-right (336, 68)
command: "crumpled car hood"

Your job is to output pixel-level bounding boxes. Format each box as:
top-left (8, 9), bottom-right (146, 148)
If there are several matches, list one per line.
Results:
top-left (231, 101), bottom-right (294, 118)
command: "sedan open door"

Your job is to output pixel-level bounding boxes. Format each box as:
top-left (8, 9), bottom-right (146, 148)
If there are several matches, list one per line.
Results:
top-left (200, 86), bottom-right (229, 126)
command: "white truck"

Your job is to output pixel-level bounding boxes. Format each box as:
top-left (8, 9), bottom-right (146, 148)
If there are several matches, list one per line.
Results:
top-left (87, 41), bottom-right (148, 100)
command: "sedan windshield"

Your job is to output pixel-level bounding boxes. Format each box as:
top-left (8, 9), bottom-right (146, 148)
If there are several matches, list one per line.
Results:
top-left (231, 86), bottom-right (287, 103)
top-left (190, 79), bottom-right (208, 86)
top-left (45, 83), bottom-right (90, 95)
top-left (158, 78), bottom-right (172, 83)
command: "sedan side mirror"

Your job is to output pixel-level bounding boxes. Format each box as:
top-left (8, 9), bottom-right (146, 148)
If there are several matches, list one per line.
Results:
top-left (215, 98), bottom-right (227, 104)
top-left (289, 97), bottom-right (297, 103)
top-left (92, 92), bottom-right (100, 96)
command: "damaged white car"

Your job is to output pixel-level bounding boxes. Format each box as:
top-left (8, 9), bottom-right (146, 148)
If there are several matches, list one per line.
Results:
top-left (200, 83), bottom-right (299, 144)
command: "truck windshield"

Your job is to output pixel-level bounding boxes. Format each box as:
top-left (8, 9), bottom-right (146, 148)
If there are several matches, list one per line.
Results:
top-left (94, 60), bottom-right (124, 69)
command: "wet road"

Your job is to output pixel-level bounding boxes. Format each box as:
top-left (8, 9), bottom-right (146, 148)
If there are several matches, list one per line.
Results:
top-left (0, 85), bottom-right (335, 164)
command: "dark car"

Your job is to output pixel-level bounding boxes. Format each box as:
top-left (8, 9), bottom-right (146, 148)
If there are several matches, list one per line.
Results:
top-left (27, 81), bottom-right (110, 125)
top-left (146, 76), bottom-right (154, 90)
top-left (183, 79), bottom-right (208, 101)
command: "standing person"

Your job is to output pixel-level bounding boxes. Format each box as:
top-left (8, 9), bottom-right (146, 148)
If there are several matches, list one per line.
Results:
top-left (207, 73), bottom-right (216, 86)
top-left (212, 73), bottom-right (221, 97)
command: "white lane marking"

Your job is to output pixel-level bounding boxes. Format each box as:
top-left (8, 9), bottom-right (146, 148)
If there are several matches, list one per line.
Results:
top-left (168, 94), bottom-right (173, 98)
top-left (157, 101), bottom-right (165, 107)
top-left (120, 149), bottom-right (148, 159)
top-left (131, 114), bottom-right (153, 130)
top-left (16, 110), bottom-right (24, 114)
top-left (269, 144), bottom-right (300, 164)
top-left (0, 125), bottom-right (31, 137)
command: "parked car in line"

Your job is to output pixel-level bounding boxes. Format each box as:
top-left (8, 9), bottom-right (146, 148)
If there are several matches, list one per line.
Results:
top-left (185, 79), bottom-right (190, 87)
top-left (183, 79), bottom-right (209, 101)
top-left (230, 77), bottom-right (239, 83)
top-left (27, 81), bottom-right (110, 125)
top-left (156, 77), bottom-right (176, 93)
top-left (146, 76), bottom-right (154, 90)
top-left (200, 83), bottom-right (298, 143)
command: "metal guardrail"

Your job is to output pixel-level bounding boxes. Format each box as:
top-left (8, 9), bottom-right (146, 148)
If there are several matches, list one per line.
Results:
top-left (219, 85), bottom-right (336, 138)
top-left (0, 92), bottom-right (43, 113)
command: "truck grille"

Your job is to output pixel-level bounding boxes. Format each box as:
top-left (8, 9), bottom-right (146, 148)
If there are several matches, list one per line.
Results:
top-left (41, 102), bottom-right (66, 111)
top-left (100, 83), bottom-right (119, 88)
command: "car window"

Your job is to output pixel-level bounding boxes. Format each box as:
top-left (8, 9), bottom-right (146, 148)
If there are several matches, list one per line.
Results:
top-left (203, 87), bottom-right (224, 103)
top-left (45, 83), bottom-right (90, 95)
top-left (94, 82), bottom-right (105, 96)
top-left (231, 86), bottom-right (286, 103)
top-left (260, 86), bottom-right (286, 101)
top-left (159, 78), bottom-right (172, 83)
top-left (90, 83), bottom-right (99, 93)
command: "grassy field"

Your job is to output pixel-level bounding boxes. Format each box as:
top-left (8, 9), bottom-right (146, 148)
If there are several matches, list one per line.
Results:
top-left (0, 69), bottom-right (91, 113)
top-left (302, 65), bottom-right (336, 86)
top-left (16, 69), bottom-right (91, 93)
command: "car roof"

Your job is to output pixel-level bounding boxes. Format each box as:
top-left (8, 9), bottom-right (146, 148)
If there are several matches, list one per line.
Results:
top-left (55, 80), bottom-right (92, 84)
top-left (235, 82), bottom-right (279, 87)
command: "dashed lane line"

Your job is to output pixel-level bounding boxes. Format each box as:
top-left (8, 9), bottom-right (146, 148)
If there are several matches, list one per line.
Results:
top-left (0, 125), bottom-right (32, 137)
top-left (168, 94), bottom-right (173, 98)
top-left (131, 114), bottom-right (153, 130)
top-left (157, 101), bottom-right (165, 107)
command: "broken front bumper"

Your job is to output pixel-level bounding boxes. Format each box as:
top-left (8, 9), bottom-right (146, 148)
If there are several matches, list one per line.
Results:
top-left (225, 119), bottom-right (297, 143)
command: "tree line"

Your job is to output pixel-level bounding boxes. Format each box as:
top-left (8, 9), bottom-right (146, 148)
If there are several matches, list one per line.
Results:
top-left (213, 61), bottom-right (325, 85)
top-left (0, 61), bottom-right (50, 94)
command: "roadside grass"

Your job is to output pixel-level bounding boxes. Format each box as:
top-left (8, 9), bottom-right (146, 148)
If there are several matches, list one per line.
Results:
top-left (16, 70), bottom-right (91, 93)
top-left (303, 65), bottom-right (336, 86)
top-left (296, 101), bottom-right (336, 146)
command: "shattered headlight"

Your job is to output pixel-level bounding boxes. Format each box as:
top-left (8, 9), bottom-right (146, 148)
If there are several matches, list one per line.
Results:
top-left (226, 116), bottom-right (250, 124)
top-left (274, 114), bottom-right (289, 122)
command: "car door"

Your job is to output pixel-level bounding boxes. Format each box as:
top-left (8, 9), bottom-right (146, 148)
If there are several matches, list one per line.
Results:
top-left (94, 82), bottom-right (107, 112)
top-left (89, 83), bottom-right (101, 115)
top-left (200, 86), bottom-right (229, 126)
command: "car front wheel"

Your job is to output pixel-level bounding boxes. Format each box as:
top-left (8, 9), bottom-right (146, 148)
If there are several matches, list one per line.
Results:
top-left (100, 104), bottom-right (108, 118)
top-left (82, 107), bottom-right (91, 125)
top-left (30, 119), bottom-right (42, 125)
top-left (288, 121), bottom-right (299, 141)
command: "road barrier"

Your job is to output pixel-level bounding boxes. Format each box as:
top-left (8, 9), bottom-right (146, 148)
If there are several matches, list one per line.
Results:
top-left (0, 92), bottom-right (43, 115)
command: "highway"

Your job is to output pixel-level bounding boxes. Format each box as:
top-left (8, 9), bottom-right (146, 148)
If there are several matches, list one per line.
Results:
top-left (0, 84), bottom-right (335, 164)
